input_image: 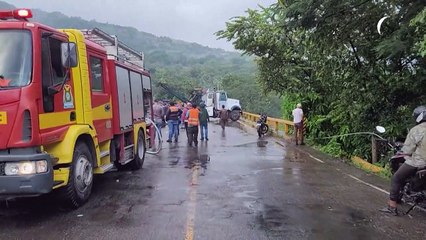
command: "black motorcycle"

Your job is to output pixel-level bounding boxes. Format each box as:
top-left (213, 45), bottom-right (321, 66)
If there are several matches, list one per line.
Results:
top-left (256, 114), bottom-right (269, 138)
top-left (388, 139), bottom-right (426, 214)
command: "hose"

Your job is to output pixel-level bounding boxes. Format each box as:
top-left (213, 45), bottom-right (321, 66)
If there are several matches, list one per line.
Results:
top-left (315, 132), bottom-right (393, 149)
top-left (145, 118), bottom-right (162, 154)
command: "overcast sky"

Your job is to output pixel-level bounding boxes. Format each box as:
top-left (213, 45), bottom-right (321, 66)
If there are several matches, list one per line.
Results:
top-left (5, 0), bottom-right (276, 51)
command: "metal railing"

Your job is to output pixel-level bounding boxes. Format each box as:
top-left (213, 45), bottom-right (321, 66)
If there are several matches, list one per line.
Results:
top-left (241, 112), bottom-right (294, 137)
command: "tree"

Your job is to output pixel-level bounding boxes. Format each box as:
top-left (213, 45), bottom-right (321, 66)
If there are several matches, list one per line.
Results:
top-left (217, 0), bottom-right (426, 160)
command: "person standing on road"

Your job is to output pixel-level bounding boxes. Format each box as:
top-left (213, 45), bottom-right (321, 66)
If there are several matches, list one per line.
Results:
top-left (186, 103), bottom-right (200, 147)
top-left (153, 100), bottom-right (164, 138)
top-left (181, 102), bottom-right (192, 135)
top-left (219, 105), bottom-right (228, 130)
top-left (199, 102), bottom-right (210, 141)
top-left (292, 103), bottom-right (304, 145)
top-left (165, 101), bottom-right (182, 143)
top-left (380, 106), bottom-right (426, 216)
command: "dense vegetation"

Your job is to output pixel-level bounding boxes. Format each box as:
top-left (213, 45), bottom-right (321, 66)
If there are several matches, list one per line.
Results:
top-left (0, 1), bottom-right (283, 117)
top-left (217, 0), bottom-right (426, 160)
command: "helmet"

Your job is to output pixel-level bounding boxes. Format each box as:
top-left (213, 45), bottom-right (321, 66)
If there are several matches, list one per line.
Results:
top-left (413, 105), bottom-right (426, 123)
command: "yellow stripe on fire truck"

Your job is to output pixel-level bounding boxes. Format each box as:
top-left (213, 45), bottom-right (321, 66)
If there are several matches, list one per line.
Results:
top-left (0, 111), bottom-right (6, 124)
top-left (39, 111), bottom-right (76, 130)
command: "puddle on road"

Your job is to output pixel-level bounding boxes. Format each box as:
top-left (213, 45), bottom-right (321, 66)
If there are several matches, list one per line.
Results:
top-left (286, 150), bottom-right (306, 163)
top-left (255, 204), bottom-right (289, 231)
top-left (185, 153), bottom-right (210, 170)
top-left (257, 140), bottom-right (268, 147)
top-left (234, 190), bottom-right (258, 199)
top-left (252, 168), bottom-right (284, 175)
top-left (169, 157), bottom-right (181, 166)
top-left (254, 203), bottom-right (373, 238)
top-left (233, 140), bottom-right (269, 148)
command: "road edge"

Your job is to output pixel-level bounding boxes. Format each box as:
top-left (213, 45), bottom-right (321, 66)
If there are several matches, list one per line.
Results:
top-left (238, 118), bottom-right (389, 178)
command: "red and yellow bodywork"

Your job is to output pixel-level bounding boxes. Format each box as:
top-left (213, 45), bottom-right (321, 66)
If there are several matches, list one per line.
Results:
top-left (0, 17), bottom-right (150, 196)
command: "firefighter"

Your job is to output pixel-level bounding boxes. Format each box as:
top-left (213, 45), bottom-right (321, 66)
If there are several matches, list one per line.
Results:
top-left (186, 103), bottom-right (200, 147)
top-left (165, 101), bottom-right (182, 143)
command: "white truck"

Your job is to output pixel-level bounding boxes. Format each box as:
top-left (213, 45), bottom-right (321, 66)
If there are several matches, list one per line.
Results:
top-left (203, 89), bottom-right (242, 121)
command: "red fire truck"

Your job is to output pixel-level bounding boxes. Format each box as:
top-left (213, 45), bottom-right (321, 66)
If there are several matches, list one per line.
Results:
top-left (0, 9), bottom-right (153, 208)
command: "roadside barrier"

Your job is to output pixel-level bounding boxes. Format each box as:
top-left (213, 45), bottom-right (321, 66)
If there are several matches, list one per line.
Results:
top-left (241, 112), bottom-right (294, 137)
top-left (303, 117), bottom-right (307, 136)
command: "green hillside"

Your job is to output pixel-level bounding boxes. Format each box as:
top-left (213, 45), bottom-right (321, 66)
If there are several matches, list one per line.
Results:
top-left (0, 1), bottom-right (283, 117)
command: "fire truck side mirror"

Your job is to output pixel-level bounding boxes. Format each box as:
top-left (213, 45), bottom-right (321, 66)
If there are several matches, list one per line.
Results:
top-left (61, 42), bottom-right (78, 68)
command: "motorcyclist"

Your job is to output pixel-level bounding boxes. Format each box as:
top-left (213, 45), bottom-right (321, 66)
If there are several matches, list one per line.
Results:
top-left (257, 113), bottom-right (268, 138)
top-left (380, 105), bottom-right (426, 215)
top-left (258, 113), bottom-right (267, 124)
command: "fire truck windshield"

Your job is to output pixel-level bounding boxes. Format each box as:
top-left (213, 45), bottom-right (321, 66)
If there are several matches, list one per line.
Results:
top-left (0, 30), bottom-right (32, 88)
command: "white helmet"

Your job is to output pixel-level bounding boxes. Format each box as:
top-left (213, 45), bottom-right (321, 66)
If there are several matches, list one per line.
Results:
top-left (413, 106), bottom-right (426, 123)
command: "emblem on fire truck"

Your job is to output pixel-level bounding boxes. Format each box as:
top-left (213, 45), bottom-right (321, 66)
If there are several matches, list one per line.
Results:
top-left (63, 84), bottom-right (74, 109)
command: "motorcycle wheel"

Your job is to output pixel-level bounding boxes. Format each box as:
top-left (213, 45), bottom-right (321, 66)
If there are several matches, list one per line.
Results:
top-left (260, 124), bottom-right (269, 135)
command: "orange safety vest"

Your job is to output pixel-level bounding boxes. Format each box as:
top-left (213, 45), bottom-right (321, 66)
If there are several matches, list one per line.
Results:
top-left (188, 108), bottom-right (200, 126)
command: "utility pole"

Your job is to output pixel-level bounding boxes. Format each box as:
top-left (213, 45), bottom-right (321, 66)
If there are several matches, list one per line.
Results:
top-left (371, 136), bottom-right (377, 164)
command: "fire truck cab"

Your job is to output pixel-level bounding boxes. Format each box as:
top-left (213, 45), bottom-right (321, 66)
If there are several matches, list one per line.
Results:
top-left (0, 9), bottom-right (152, 208)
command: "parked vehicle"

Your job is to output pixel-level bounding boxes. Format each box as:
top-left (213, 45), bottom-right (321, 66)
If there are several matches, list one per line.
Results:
top-left (0, 10), bottom-right (153, 208)
top-left (256, 114), bottom-right (268, 138)
top-left (156, 84), bottom-right (242, 121)
top-left (203, 89), bottom-right (242, 121)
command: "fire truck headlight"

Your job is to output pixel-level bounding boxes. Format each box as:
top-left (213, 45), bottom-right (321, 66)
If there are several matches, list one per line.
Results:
top-left (19, 162), bottom-right (35, 174)
top-left (35, 160), bottom-right (48, 173)
top-left (4, 160), bottom-right (48, 175)
top-left (4, 163), bottom-right (20, 175)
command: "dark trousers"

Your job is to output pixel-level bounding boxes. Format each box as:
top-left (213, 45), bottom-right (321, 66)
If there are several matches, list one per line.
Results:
top-left (294, 122), bottom-right (304, 144)
top-left (187, 126), bottom-right (199, 146)
top-left (390, 163), bottom-right (417, 201)
top-left (184, 122), bottom-right (188, 136)
top-left (220, 119), bottom-right (227, 130)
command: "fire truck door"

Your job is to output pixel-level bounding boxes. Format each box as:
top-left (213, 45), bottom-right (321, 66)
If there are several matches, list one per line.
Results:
top-left (142, 75), bottom-right (153, 119)
top-left (130, 71), bottom-right (144, 122)
top-left (88, 55), bottom-right (112, 143)
top-left (39, 35), bottom-right (77, 143)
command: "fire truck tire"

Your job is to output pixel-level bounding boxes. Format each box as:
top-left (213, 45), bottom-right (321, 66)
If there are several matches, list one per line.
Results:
top-left (129, 130), bottom-right (146, 170)
top-left (59, 142), bottom-right (94, 208)
top-left (230, 110), bottom-right (241, 121)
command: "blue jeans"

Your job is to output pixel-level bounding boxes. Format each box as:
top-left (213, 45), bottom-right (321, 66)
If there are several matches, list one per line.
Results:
top-left (200, 122), bottom-right (208, 140)
top-left (154, 119), bottom-right (163, 137)
top-left (167, 120), bottom-right (179, 141)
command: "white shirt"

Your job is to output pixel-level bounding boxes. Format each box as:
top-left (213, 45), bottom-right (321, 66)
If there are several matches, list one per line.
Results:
top-left (292, 108), bottom-right (303, 123)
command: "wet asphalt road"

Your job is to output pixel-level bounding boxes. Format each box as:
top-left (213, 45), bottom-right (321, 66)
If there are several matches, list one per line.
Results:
top-left (1, 121), bottom-right (426, 240)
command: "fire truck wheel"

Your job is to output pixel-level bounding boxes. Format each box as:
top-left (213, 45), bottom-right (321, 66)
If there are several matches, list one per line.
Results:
top-left (129, 130), bottom-right (146, 170)
top-left (59, 142), bottom-right (94, 208)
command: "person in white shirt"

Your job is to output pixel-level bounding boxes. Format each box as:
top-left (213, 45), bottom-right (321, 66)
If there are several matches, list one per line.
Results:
top-left (292, 103), bottom-right (304, 145)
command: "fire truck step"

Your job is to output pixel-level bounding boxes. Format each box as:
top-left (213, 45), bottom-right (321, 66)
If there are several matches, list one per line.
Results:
top-left (124, 144), bottom-right (134, 150)
top-left (99, 150), bottom-right (110, 158)
top-left (95, 163), bottom-right (115, 174)
top-left (121, 147), bottom-right (135, 165)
